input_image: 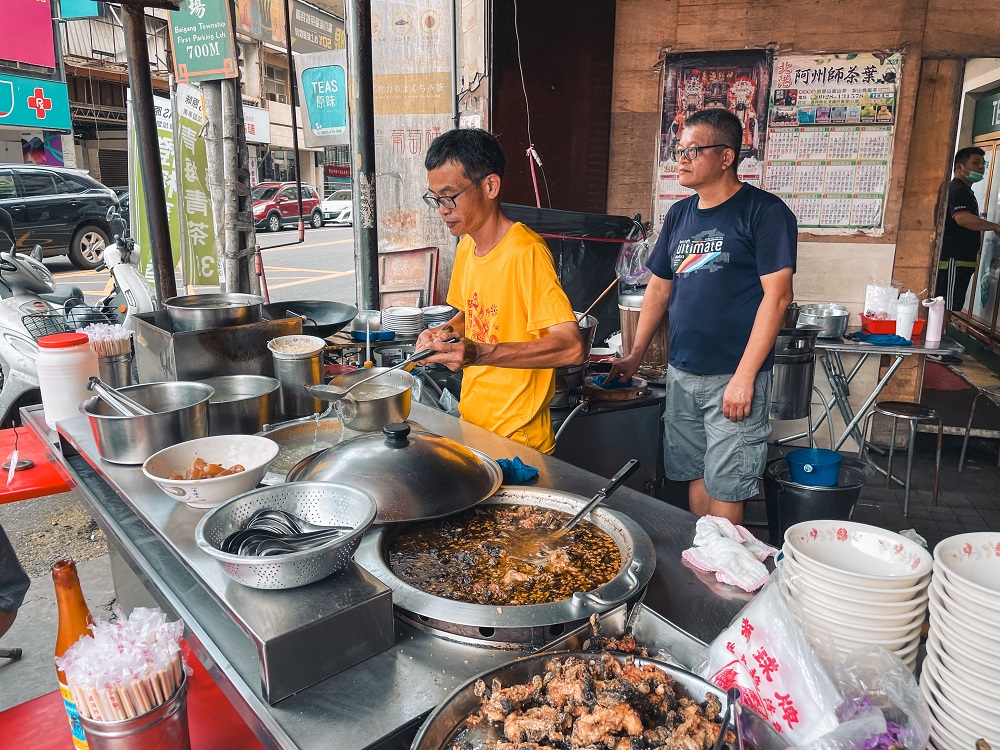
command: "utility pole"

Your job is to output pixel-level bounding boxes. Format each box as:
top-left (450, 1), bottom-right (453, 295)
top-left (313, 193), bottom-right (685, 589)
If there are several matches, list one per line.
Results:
top-left (121, 3), bottom-right (177, 301)
top-left (346, 0), bottom-right (379, 310)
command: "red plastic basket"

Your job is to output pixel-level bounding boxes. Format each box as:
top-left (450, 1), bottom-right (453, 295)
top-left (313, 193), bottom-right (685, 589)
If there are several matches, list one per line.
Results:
top-left (861, 314), bottom-right (925, 337)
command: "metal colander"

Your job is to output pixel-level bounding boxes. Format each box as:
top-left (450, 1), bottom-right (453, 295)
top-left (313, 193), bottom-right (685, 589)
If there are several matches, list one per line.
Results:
top-left (194, 482), bottom-right (377, 590)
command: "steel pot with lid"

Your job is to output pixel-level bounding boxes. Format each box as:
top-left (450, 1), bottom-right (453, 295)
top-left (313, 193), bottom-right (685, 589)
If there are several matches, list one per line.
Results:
top-left (286, 423), bottom-right (502, 523)
top-left (165, 293), bottom-right (264, 332)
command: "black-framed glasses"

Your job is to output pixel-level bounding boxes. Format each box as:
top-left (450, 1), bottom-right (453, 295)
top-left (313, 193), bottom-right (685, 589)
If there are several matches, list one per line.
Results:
top-left (671, 143), bottom-right (729, 162)
top-left (422, 180), bottom-right (480, 209)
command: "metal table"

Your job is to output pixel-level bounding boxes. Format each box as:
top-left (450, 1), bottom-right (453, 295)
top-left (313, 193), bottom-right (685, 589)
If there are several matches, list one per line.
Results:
top-left (777, 330), bottom-right (964, 451)
top-left (27, 402), bottom-right (752, 750)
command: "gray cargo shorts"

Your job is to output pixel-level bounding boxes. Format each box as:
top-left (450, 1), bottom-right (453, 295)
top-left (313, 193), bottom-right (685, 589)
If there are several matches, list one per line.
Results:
top-left (663, 368), bottom-right (772, 502)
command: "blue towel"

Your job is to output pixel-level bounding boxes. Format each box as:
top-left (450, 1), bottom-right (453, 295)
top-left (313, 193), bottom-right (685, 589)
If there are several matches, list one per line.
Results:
top-left (497, 457), bottom-right (539, 484)
top-left (850, 332), bottom-right (912, 347)
top-left (589, 374), bottom-right (635, 389)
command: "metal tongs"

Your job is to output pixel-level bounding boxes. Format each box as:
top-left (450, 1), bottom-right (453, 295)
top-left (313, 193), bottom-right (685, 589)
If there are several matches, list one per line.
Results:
top-left (712, 687), bottom-right (744, 750)
top-left (87, 376), bottom-right (153, 417)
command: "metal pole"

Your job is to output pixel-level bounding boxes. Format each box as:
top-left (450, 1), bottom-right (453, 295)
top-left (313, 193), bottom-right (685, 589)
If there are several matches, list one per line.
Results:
top-left (202, 82), bottom-right (227, 290)
top-left (168, 74), bottom-right (191, 294)
top-left (222, 80), bottom-right (241, 293)
top-left (346, 0), bottom-right (380, 310)
top-left (123, 4), bottom-right (176, 301)
top-left (282, 0), bottom-right (305, 243)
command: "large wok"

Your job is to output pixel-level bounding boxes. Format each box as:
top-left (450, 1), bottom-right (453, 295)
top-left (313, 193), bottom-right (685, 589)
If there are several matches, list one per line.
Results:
top-left (261, 300), bottom-right (357, 337)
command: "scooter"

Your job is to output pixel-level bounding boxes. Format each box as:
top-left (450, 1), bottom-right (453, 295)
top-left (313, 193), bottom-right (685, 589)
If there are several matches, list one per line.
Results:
top-left (95, 208), bottom-right (158, 327)
top-left (0, 208), bottom-right (71, 426)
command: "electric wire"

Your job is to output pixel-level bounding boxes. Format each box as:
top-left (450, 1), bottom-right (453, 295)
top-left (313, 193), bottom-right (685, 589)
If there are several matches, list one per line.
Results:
top-left (511, 0), bottom-right (551, 208)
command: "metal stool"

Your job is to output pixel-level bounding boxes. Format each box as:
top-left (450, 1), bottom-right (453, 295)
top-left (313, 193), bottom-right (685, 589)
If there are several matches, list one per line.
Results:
top-left (859, 401), bottom-right (942, 515)
top-left (958, 385), bottom-right (1000, 472)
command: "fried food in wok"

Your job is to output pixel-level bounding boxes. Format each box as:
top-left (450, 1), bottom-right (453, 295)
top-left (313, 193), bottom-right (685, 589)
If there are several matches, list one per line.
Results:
top-left (451, 652), bottom-right (735, 750)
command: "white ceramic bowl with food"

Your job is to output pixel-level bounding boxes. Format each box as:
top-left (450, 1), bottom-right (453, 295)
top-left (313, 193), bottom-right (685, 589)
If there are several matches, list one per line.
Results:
top-left (142, 435), bottom-right (279, 508)
top-left (921, 657), bottom-right (1000, 739)
top-left (779, 553), bottom-right (930, 603)
top-left (934, 532), bottom-right (1000, 601)
top-left (784, 521), bottom-right (932, 585)
top-left (935, 562), bottom-right (1000, 618)
top-left (927, 631), bottom-right (1000, 701)
top-left (926, 653), bottom-right (1000, 723)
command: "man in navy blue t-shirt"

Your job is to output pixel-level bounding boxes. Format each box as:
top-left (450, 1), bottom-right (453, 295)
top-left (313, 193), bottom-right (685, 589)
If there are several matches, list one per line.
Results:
top-left (610, 109), bottom-right (796, 524)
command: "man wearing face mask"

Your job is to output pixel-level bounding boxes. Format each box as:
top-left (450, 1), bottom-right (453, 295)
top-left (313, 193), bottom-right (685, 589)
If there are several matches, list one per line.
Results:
top-left (935, 146), bottom-right (1000, 312)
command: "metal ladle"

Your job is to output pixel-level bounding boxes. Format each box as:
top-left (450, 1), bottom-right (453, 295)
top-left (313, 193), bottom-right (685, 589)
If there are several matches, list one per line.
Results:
top-left (306, 334), bottom-right (460, 403)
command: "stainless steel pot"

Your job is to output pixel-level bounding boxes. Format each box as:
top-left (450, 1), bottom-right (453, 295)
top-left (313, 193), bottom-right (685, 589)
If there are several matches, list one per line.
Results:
top-left (553, 313), bottom-right (598, 400)
top-left (411, 650), bottom-right (787, 750)
top-left (199, 375), bottom-right (279, 436)
top-left (354, 486), bottom-right (656, 647)
top-left (288, 423), bottom-right (502, 523)
top-left (164, 293), bottom-right (264, 332)
top-left (81, 382), bottom-right (214, 464)
top-left (327, 367), bottom-right (412, 431)
top-left (797, 303), bottom-right (849, 338)
top-left (256, 414), bottom-right (350, 485)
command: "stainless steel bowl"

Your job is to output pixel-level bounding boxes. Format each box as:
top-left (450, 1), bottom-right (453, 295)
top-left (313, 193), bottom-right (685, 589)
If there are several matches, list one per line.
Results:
top-left (355, 487), bottom-right (655, 646)
top-left (797, 303), bottom-right (850, 338)
top-left (164, 293), bottom-right (264, 332)
top-left (199, 375), bottom-right (279, 436)
top-left (194, 481), bottom-right (377, 590)
top-left (81, 381), bottom-right (214, 465)
top-left (328, 367), bottom-right (412, 431)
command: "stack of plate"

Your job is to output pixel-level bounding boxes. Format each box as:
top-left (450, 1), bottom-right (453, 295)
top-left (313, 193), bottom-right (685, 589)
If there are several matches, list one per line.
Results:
top-left (380, 307), bottom-right (423, 338)
top-left (921, 532), bottom-right (1000, 749)
top-left (421, 305), bottom-right (454, 328)
top-left (778, 520), bottom-right (931, 670)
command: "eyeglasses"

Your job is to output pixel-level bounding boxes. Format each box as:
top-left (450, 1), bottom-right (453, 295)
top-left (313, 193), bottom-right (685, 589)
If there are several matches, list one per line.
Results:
top-left (671, 144), bottom-right (729, 162)
top-left (422, 180), bottom-right (480, 209)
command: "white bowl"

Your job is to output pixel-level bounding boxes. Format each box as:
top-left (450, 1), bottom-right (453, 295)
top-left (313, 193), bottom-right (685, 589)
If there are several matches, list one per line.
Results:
top-left (922, 676), bottom-right (984, 750)
top-left (925, 653), bottom-right (1000, 723)
top-left (931, 575), bottom-right (1000, 633)
top-left (929, 595), bottom-right (1000, 653)
top-left (932, 621), bottom-right (1000, 678)
top-left (926, 631), bottom-right (1000, 700)
top-left (799, 607), bottom-right (923, 641)
top-left (934, 561), bottom-right (1000, 617)
top-left (780, 553), bottom-right (930, 603)
top-left (142, 435), bottom-right (279, 509)
top-left (934, 532), bottom-right (1000, 601)
top-left (921, 655), bottom-right (1000, 740)
top-left (784, 520), bottom-right (933, 583)
top-left (829, 621), bottom-right (922, 651)
top-left (780, 572), bottom-right (929, 620)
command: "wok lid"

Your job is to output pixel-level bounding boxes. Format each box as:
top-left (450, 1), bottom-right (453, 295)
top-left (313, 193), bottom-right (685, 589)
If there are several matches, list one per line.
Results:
top-left (286, 423), bottom-right (502, 523)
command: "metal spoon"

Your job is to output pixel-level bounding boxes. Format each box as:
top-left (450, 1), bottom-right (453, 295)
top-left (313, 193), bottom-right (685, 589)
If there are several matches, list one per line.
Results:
top-left (248, 509), bottom-right (350, 534)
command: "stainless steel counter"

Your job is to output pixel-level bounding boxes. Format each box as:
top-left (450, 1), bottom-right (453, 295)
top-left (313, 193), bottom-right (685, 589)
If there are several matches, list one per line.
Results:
top-left (29, 402), bottom-right (752, 750)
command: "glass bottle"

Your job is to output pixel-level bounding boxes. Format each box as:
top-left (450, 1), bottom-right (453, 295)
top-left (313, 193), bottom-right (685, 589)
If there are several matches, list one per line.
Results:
top-left (52, 559), bottom-right (94, 750)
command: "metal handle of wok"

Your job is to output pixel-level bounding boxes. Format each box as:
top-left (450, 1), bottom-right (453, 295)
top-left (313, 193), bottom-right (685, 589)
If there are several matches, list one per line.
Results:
top-left (571, 561), bottom-right (641, 608)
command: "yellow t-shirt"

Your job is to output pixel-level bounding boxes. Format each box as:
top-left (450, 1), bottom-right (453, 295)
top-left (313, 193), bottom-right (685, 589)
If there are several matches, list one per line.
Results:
top-left (446, 222), bottom-right (576, 454)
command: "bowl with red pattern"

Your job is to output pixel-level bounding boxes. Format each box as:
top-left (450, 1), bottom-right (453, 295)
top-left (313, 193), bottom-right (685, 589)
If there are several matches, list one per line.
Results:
top-left (933, 532), bottom-right (1000, 606)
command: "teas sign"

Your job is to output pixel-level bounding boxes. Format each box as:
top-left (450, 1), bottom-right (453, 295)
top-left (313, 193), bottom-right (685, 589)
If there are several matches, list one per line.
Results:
top-left (294, 50), bottom-right (350, 148)
top-left (168, 0), bottom-right (239, 83)
top-left (973, 90), bottom-right (1000, 138)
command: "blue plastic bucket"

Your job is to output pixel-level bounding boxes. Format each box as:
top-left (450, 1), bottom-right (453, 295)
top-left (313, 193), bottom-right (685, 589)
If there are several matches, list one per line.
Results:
top-left (786, 448), bottom-right (843, 487)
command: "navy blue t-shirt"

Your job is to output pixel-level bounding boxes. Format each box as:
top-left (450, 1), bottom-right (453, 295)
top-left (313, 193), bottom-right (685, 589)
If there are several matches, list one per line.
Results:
top-left (647, 183), bottom-right (797, 375)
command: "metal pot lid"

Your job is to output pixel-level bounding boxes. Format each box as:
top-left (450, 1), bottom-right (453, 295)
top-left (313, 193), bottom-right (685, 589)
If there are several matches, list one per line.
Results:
top-left (286, 423), bottom-right (502, 523)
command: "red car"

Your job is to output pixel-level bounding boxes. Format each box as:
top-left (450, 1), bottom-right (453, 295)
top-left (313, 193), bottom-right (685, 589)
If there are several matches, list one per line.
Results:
top-left (251, 182), bottom-right (324, 232)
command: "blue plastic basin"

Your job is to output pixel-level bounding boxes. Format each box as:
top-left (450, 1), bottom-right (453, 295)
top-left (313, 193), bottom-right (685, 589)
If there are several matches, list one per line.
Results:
top-left (786, 448), bottom-right (843, 487)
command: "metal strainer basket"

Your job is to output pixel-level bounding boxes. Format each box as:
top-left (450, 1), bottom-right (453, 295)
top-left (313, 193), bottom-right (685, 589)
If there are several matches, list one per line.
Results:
top-left (194, 482), bottom-right (377, 590)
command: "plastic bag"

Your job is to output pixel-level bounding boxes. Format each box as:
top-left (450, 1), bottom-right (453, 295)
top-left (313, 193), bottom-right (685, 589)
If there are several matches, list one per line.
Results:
top-left (864, 278), bottom-right (900, 320)
top-left (616, 235), bottom-right (654, 286)
top-left (774, 560), bottom-right (931, 750)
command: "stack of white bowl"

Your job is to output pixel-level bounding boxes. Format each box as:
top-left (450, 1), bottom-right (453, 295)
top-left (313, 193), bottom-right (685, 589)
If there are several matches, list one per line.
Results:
top-left (380, 307), bottom-right (424, 338)
top-left (779, 520), bottom-right (932, 670)
top-left (421, 305), bottom-right (455, 328)
top-left (921, 532), bottom-right (1000, 749)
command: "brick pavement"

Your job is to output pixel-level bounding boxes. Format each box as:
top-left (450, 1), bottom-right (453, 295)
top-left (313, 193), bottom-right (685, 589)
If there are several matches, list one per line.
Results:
top-left (747, 433), bottom-right (1000, 549)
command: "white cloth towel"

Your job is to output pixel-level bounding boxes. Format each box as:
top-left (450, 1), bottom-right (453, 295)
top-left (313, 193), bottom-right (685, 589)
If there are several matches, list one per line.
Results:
top-left (681, 516), bottom-right (778, 592)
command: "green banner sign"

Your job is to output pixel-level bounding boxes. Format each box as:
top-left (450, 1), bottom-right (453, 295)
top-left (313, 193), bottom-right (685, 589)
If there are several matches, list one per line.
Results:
top-left (0, 73), bottom-right (71, 132)
top-left (175, 83), bottom-right (218, 286)
top-left (168, 0), bottom-right (239, 83)
top-left (973, 90), bottom-right (1000, 138)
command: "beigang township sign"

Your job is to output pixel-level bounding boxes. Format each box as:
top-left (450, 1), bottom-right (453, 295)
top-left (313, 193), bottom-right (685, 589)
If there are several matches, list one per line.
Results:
top-left (168, 0), bottom-right (239, 83)
top-left (294, 50), bottom-right (349, 148)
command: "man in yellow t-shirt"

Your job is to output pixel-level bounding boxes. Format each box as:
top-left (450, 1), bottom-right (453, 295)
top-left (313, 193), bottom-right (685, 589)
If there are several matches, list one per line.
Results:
top-left (415, 129), bottom-right (584, 454)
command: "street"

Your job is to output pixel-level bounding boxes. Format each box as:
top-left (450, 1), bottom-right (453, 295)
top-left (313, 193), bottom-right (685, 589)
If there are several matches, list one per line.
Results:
top-left (45, 224), bottom-right (358, 308)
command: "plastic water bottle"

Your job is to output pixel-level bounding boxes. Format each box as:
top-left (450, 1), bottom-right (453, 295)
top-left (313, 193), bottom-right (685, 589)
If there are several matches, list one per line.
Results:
top-left (922, 296), bottom-right (945, 344)
top-left (895, 291), bottom-right (919, 341)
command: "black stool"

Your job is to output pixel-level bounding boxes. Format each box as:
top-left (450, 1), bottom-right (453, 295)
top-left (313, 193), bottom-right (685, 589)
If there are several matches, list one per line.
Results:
top-left (859, 401), bottom-right (942, 515)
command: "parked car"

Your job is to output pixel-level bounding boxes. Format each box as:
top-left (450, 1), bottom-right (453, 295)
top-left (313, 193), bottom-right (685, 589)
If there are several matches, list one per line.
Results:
top-left (251, 182), bottom-right (323, 232)
top-left (111, 187), bottom-right (130, 235)
top-left (0, 164), bottom-right (121, 269)
top-left (321, 188), bottom-right (352, 225)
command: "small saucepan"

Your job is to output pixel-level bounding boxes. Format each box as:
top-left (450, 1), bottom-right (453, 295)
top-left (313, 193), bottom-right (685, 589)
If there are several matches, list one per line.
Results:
top-left (797, 303), bottom-right (850, 339)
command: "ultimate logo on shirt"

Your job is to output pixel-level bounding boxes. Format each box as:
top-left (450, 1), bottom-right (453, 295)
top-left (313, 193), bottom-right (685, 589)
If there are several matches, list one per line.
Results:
top-left (672, 228), bottom-right (729, 276)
